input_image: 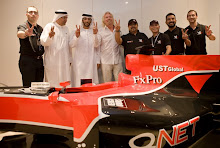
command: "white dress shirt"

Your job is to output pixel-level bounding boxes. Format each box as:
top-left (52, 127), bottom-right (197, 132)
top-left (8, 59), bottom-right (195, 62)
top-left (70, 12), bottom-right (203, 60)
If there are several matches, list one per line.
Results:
top-left (40, 22), bottom-right (71, 87)
top-left (99, 26), bottom-right (122, 64)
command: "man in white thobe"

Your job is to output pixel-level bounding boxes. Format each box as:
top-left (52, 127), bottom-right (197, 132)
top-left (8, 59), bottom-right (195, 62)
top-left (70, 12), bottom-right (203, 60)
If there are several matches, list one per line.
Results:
top-left (40, 10), bottom-right (71, 87)
top-left (69, 14), bottom-right (100, 87)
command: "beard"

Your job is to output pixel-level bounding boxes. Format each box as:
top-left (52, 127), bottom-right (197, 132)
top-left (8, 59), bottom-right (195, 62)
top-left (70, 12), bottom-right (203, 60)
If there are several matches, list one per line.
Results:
top-left (168, 22), bottom-right (176, 28)
top-left (83, 22), bottom-right (91, 28)
top-left (129, 26), bottom-right (137, 32)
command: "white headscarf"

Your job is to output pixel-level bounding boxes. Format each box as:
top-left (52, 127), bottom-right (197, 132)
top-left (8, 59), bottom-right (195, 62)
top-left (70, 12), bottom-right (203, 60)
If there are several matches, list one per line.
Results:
top-left (52, 10), bottom-right (68, 23)
top-left (80, 13), bottom-right (94, 29)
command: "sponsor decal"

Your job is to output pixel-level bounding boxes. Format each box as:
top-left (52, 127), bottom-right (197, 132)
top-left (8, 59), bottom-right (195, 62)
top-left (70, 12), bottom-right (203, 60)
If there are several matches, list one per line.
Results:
top-left (197, 31), bottom-right (202, 35)
top-left (103, 98), bottom-right (127, 108)
top-left (129, 116), bottom-right (200, 148)
top-left (133, 65), bottom-right (184, 84)
top-left (127, 40), bottom-right (133, 43)
top-left (133, 75), bottom-right (163, 84)
top-left (153, 65), bottom-right (184, 72)
top-left (174, 35), bottom-right (178, 39)
top-left (157, 40), bottom-right (161, 44)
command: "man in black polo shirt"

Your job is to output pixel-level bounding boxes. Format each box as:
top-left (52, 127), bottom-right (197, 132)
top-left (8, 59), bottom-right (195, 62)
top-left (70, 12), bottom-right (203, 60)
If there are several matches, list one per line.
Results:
top-left (149, 20), bottom-right (172, 55)
top-left (164, 13), bottom-right (191, 55)
top-left (17, 6), bottom-right (44, 87)
top-left (115, 19), bottom-right (149, 73)
top-left (185, 10), bottom-right (216, 55)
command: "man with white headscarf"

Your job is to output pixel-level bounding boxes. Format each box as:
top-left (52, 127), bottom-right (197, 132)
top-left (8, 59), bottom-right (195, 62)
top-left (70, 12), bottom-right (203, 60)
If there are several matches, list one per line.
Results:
top-left (40, 10), bottom-right (71, 87)
top-left (69, 14), bottom-right (100, 87)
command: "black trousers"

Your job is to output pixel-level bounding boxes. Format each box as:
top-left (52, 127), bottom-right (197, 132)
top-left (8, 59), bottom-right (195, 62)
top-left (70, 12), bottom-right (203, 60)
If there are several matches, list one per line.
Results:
top-left (19, 55), bottom-right (44, 87)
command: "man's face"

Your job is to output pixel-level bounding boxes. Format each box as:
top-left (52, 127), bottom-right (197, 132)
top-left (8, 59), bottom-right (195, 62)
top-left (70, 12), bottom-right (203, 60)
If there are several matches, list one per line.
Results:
top-left (82, 17), bottom-right (92, 28)
top-left (128, 23), bottom-right (138, 34)
top-left (187, 11), bottom-right (197, 23)
top-left (104, 13), bottom-right (114, 26)
top-left (166, 15), bottom-right (176, 28)
top-left (149, 24), bottom-right (160, 34)
top-left (57, 16), bottom-right (68, 26)
top-left (26, 7), bottom-right (39, 23)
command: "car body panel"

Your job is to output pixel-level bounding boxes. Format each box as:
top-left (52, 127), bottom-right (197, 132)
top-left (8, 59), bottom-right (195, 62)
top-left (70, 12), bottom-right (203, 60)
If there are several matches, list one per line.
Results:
top-left (0, 55), bottom-right (220, 147)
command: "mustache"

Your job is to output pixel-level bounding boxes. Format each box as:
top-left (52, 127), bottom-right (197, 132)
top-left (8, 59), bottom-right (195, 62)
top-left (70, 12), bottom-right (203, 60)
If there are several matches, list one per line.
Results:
top-left (83, 22), bottom-right (91, 26)
top-left (169, 22), bottom-right (175, 24)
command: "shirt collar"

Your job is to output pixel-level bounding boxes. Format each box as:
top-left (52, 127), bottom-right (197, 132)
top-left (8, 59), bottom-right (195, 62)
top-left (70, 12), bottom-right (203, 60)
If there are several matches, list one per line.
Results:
top-left (104, 25), bottom-right (115, 30)
top-left (152, 32), bottom-right (161, 38)
top-left (188, 23), bottom-right (200, 30)
top-left (26, 20), bottom-right (38, 28)
top-left (168, 26), bottom-right (178, 32)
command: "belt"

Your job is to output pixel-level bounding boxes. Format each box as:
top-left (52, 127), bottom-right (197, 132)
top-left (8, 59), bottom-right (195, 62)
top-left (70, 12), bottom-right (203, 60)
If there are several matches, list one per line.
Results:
top-left (21, 54), bottom-right (42, 59)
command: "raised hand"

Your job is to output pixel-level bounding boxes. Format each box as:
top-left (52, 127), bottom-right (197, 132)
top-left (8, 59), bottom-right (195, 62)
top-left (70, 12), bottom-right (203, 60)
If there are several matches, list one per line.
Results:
top-left (93, 22), bottom-right (98, 34)
top-left (205, 25), bottom-right (212, 36)
top-left (49, 26), bottom-right (55, 38)
top-left (25, 22), bottom-right (34, 36)
top-left (75, 25), bottom-right (80, 38)
top-left (115, 19), bottom-right (120, 32)
top-left (181, 29), bottom-right (189, 40)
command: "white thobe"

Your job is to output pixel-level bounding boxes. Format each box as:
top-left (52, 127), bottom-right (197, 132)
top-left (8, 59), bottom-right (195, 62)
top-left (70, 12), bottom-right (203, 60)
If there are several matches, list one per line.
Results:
top-left (69, 28), bottom-right (100, 87)
top-left (40, 22), bottom-right (71, 88)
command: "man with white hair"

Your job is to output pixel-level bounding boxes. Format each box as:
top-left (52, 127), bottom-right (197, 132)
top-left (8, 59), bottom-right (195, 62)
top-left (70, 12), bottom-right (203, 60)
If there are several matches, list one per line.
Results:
top-left (98, 11), bottom-right (123, 83)
top-left (69, 14), bottom-right (100, 87)
top-left (40, 10), bottom-right (71, 87)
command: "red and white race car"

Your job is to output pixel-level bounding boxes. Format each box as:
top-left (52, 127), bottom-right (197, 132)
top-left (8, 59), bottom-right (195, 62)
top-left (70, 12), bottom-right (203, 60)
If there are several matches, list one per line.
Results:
top-left (0, 55), bottom-right (220, 148)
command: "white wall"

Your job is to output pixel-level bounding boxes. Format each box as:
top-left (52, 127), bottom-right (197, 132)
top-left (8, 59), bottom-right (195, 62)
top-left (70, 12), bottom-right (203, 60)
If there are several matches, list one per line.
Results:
top-left (0, 0), bottom-right (219, 86)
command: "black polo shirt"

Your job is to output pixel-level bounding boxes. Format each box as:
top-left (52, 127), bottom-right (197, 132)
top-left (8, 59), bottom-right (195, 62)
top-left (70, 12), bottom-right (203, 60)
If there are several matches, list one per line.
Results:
top-left (121, 30), bottom-right (149, 57)
top-left (185, 23), bottom-right (207, 55)
top-left (17, 21), bottom-right (44, 56)
top-left (164, 26), bottom-right (185, 55)
top-left (149, 33), bottom-right (171, 55)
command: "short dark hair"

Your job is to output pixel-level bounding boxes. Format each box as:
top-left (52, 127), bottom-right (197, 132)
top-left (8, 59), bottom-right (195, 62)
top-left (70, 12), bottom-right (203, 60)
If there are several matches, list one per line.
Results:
top-left (166, 13), bottom-right (176, 20)
top-left (187, 10), bottom-right (198, 16)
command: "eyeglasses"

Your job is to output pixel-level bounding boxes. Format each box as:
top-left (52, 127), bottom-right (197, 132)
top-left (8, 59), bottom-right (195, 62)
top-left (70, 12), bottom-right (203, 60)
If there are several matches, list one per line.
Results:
top-left (27, 11), bottom-right (38, 15)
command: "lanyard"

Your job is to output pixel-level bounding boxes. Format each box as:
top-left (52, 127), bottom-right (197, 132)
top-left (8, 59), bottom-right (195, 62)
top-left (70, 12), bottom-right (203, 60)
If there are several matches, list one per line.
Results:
top-left (151, 33), bottom-right (160, 48)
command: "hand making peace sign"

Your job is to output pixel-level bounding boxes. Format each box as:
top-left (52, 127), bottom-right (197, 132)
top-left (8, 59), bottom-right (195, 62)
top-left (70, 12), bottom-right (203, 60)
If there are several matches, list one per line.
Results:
top-left (75, 25), bottom-right (80, 38)
top-left (181, 29), bottom-right (189, 40)
top-left (115, 19), bottom-right (120, 32)
top-left (25, 22), bottom-right (35, 37)
top-left (93, 22), bottom-right (98, 34)
top-left (205, 25), bottom-right (212, 36)
top-left (49, 26), bottom-right (55, 38)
